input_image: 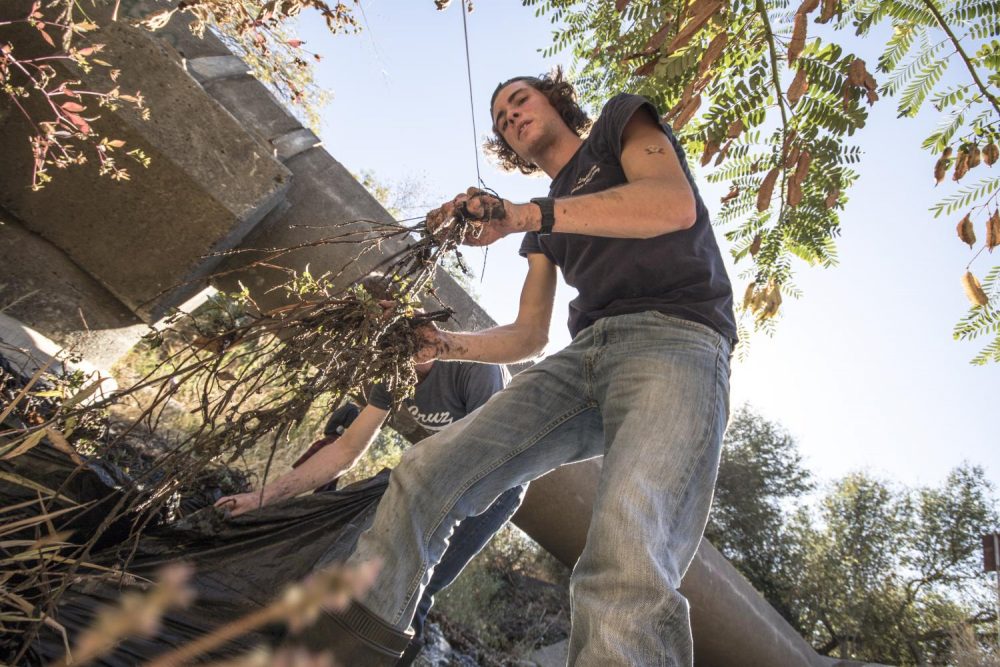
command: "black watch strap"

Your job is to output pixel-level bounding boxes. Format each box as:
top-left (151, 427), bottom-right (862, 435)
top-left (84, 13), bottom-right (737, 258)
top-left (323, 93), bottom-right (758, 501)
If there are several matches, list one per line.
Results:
top-left (530, 197), bottom-right (556, 236)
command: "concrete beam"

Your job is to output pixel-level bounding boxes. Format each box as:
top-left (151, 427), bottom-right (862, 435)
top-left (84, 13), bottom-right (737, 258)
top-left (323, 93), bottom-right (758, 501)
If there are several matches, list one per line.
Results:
top-left (0, 210), bottom-right (147, 369)
top-left (0, 3), bottom-right (290, 321)
top-left (513, 460), bottom-right (829, 667)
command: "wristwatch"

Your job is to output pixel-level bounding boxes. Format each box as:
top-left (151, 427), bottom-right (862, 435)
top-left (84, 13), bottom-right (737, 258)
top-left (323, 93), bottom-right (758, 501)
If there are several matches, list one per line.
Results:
top-left (530, 197), bottom-right (556, 236)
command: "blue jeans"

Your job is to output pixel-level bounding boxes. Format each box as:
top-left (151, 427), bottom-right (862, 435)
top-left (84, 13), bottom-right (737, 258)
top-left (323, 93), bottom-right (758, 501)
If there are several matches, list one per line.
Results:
top-left (410, 483), bottom-right (525, 641)
top-left (348, 312), bottom-right (731, 666)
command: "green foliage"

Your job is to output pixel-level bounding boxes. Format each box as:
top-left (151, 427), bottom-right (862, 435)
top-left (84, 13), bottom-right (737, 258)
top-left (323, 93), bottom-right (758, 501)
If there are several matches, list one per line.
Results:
top-left (526, 0), bottom-right (1000, 361)
top-left (707, 405), bottom-right (999, 663)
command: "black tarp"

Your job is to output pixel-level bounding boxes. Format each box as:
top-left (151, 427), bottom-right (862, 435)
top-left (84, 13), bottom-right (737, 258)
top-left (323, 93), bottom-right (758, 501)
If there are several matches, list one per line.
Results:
top-left (4, 441), bottom-right (390, 666)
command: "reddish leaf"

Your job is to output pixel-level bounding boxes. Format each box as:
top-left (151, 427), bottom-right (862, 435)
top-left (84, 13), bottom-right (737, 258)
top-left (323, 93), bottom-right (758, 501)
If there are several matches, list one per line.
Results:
top-left (65, 112), bottom-right (91, 134)
top-left (60, 101), bottom-right (85, 113)
top-left (615, 0), bottom-right (630, 11)
top-left (286, 39), bottom-right (304, 48)
top-left (36, 24), bottom-right (55, 48)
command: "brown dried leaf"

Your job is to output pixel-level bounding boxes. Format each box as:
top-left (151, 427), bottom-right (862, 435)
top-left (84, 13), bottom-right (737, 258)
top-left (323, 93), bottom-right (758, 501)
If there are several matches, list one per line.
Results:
top-left (953, 147), bottom-right (969, 181)
top-left (643, 23), bottom-right (673, 53)
top-left (743, 282), bottom-right (756, 310)
top-left (824, 188), bottom-right (840, 209)
top-left (673, 93), bottom-right (702, 130)
top-left (726, 119), bottom-right (744, 139)
top-left (715, 139), bottom-right (732, 166)
top-left (956, 214), bottom-right (976, 248)
top-left (983, 142), bottom-right (999, 166)
top-left (787, 68), bottom-right (808, 107)
top-left (757, 167), bottom-right (780, 212)
top-left (962, 271), bottom-right (989, 307)
top-left (791, 150), bottom-right (811, 190)
top-left (615, 0), bottom-right (630, 11)
top-left (784, 144), bottom-right (800, 169)
top-left (788, 179), bottom-right (803, 207)
top-left (847, 58), bottom-right (866, 86)
top-left (987, 210), bottom-right (1000, 251)
top-left (700, 139), bottom-right (720, 167)
top-left (798, 0), bottom-right (820, 14)
top-left (633, 58), bottom-right (659, 77)
top-left (697, 31), bottom-right (728, 76)
top-left (721, 185), bottom-right (740, 203)
top-left (934, 147), bottom-right (953, 184)
top-left (45, 428), bottom-right (83, 465)
top-left (817, 0), bottom-right (837, 23)
top-left (788, 12), bottom-right (807, 64)
top-left (968, 144), bottom-right (981, 169)
top-left (667, 0), bottom-right (723, 53)
top-left (749, 233), bottom-right (763, 256)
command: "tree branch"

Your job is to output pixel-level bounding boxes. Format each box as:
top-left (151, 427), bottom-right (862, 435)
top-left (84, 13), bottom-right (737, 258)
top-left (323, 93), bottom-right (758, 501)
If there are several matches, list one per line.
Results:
top-left (919, 0), bottom-right (1000, 118)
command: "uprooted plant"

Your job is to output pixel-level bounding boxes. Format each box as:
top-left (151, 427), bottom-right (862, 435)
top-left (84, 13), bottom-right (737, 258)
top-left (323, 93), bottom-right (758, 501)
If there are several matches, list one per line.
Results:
top-left (0, 205), bottom-right (487, 662)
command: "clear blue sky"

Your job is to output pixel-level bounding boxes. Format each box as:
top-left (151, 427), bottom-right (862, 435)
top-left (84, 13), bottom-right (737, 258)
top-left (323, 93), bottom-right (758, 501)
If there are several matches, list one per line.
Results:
top-left (294, 0), bottom-right (997, 492)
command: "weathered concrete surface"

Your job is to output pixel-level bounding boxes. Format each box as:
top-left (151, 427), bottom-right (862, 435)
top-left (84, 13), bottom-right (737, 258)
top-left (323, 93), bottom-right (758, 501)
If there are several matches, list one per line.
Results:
top-left (0, 3), bottom-right (290, 320)
top-left (0, 211), bottom-right (147, 369)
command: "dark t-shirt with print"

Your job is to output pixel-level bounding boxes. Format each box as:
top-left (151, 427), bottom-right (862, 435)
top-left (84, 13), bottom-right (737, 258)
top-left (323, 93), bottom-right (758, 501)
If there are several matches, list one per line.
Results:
top-left (519, 93), bottom-right (737, 342)
top-left (367, 361), bottom-right (509, 432)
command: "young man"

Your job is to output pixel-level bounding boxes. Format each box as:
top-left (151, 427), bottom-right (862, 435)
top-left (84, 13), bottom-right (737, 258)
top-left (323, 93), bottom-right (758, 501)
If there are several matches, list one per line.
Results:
top-left (338, 70), bottom-right (737, 666)
top-left (216, 358), bottom-right (518, 666)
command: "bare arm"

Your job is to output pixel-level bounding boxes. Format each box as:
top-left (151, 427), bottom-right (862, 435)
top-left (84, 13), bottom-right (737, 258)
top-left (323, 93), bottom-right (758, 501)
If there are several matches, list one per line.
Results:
top-left (418, 253), bottom-right (557, 365)
top-left (439, 111), bottom-right (697, 246)
top-left (215, 403), bottom-right (388, 516)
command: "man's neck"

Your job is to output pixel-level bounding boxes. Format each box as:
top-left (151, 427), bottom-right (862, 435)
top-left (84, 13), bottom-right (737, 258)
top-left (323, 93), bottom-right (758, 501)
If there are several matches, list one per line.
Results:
top-left (534, 131), bottom-right (584, 179)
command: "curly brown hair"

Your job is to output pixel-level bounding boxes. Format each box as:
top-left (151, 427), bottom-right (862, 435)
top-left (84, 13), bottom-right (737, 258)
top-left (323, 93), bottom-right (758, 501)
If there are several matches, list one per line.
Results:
top-left (484, 67), bottom-right (591, 175)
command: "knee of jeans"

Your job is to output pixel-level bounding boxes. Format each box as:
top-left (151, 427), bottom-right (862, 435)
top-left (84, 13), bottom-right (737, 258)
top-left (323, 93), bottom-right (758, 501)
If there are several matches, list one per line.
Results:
top-left (392, 443), bottom-right (439, 494)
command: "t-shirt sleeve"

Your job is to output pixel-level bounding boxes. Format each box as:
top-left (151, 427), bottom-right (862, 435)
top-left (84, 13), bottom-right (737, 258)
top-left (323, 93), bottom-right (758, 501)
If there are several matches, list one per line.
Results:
top-left (366, 383), bottom-right (393, 411)
top-left (518, 231), bottom-right (544, 258)
top-left (459, 363), bottom-right (508, 413)
top-left (592, 93), bottom-right (665, 162)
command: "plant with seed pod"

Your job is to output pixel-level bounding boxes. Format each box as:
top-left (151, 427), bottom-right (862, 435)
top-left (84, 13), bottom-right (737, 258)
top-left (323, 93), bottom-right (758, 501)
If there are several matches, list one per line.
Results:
top-left (532, 0), bottom-right (1000, 361)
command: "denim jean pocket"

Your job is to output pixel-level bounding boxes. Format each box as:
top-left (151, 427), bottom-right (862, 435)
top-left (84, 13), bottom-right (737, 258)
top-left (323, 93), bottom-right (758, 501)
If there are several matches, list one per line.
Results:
top-left (646, 310), bottom-right (725, 344)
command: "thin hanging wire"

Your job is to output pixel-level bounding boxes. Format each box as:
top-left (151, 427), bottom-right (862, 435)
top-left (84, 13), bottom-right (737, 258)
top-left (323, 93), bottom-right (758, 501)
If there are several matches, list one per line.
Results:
top-left (459, 0), bottom-right (483, 189)
top-left (458, 0), bottom-right (490, 278)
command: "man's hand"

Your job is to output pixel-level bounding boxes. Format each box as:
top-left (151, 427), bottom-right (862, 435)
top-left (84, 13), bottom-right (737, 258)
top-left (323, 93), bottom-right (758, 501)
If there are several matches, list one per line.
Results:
top-left (414, 322), bottom-right (452, 363)
top-left (215, 491), bottom-right (267, 518)
top-left (426, 187), bottom-right (539, 247)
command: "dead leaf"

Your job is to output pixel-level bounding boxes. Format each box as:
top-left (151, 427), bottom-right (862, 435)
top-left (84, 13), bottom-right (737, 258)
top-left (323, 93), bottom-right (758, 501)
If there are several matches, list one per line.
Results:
top-left (673, 94), bottom-right (702, 130)
top-left (700, 139), bottom-right (720, 167)
top-left (953, 147), bottom-right (969, 181)
top-left (697, 31), bottom-right (728, 76)
top-left (962, 271), bottom-right (989, 307)
top-left (45, 428), bottom-right (83, 465)
top-left (749, 233), bottom-right (763, 256)
top-left (986, 210), bottom-right (1000, 251)
top-left (726, 119), bottom-right (744, 139)
top-left (788, 12), bottom-right (807, 64)
top-left (824, 188), bottom-right (840, 209)
top-left (615, 0), bottom-right (630, 11)
top-left (787, 68), bottom-right (808, 107)
top-left (798, 0), bottom-right (820, 13)
top-left (784, 144), bottom-right (800, 169)
top-left (715, 139), bottom-right (732, 166)
top-left (667, 0), bottom-right (723, 54)
top-left (633, 58), bottom-right (659, 77)
top-left (934, 147), bottom-right (952, 184)
top-left (742, 282), bottom-right (756, 310)
top-left (788, 179), bottom-right (803, 207)
top-left (757, 167), bottom-right (780, 212)
top-left (968, 144), bottom-right (981, 169)
top-left (0, 430), bottom-right (48, 461)
top-left (956, 214), bottom-right (976, 248)
top-left (983, 143), bottom-right (998, 166)
top-left (643, 23), bottom-right (673, 53)
top-left (721, 185), bottom-right (739, 203)
top-left (817, 0), bottom-right (837, 23)
top-left (60, 102), bottom-right (85, 113)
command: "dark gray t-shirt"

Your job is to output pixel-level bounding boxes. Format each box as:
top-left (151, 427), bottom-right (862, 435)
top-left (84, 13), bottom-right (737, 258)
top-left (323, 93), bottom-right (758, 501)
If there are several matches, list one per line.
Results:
top-left (368, 361), bottom-right (509, 431)
top-left (519, 93), bottom-right (737, 342)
